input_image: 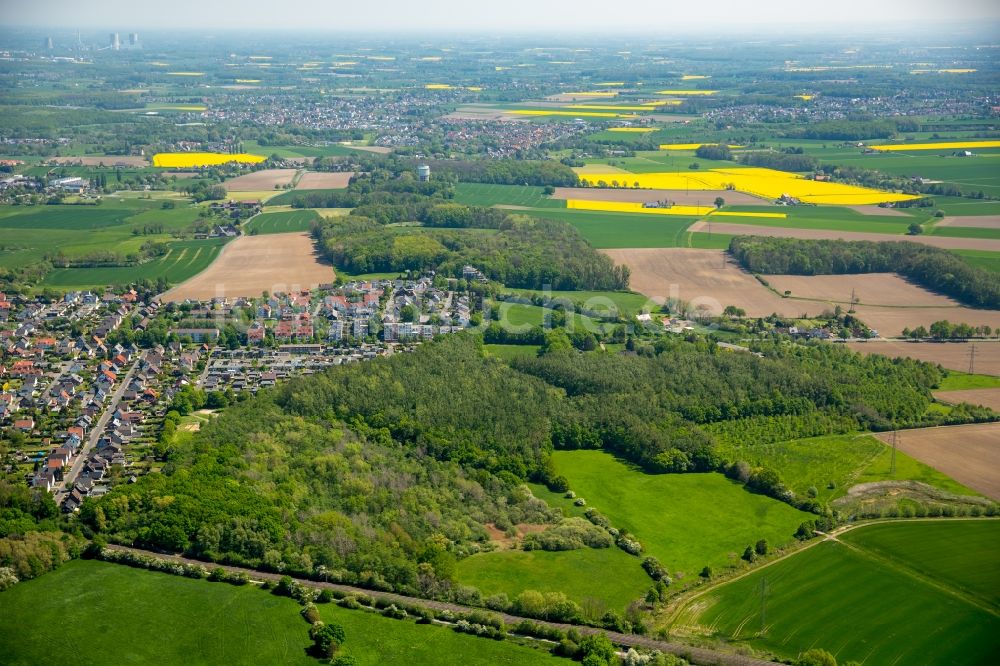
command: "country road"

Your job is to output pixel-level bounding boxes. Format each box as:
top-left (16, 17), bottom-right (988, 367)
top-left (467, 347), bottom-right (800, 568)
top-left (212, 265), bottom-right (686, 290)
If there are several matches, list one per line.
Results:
top-left (56, 350), bottom-right (147, 503)
top-left (104, 544), bottom-right (781, 666)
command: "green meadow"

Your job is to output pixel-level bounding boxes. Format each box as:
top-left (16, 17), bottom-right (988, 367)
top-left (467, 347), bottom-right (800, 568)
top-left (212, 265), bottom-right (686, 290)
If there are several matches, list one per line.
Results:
top-left (245, 209), bottom-right (321, 234)
top-left (453, 183), bottom-right (566, 208)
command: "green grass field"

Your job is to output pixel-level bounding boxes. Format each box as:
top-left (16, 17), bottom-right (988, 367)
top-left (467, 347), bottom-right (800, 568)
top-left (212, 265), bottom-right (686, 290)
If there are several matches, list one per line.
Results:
top-left (455, 546), bottom-right (651, 614)
top-left (245, 209), bottom-right (321, 234)
top-left (521, 208), bottom-right (696, 248)
top-left (546, 450), bottom-right (811, 577)
top-left (938, 372), bottom-right (1000, 391)
top-left (492, 301), bottom-right (611, 334)
top-left (953, 250), bottom-right (1000, 273)
top-left (715, 433), bottom-right (978, 504)
top-left (499, 288), bottom-right (655, 317)
top-left (453, 183), bottom-right (566, 209)
top-left (39, 237), bottom-right (229, 289)
top-left (676, 520), bottom-right (1000, 664)
top-left (0, 559), bottom-right (561, 666)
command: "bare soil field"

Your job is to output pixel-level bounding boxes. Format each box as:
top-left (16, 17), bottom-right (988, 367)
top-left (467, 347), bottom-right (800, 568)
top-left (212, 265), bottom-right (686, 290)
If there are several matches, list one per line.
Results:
top-left (573, 164), bottom-right (632, 175)
top-left (845, 205), bottom-right (910, 217)
top-left (445, 106), bottom-right (512, 121)
top-left (846, 341), bottom-right (1000, 376)
top-left (602, 248), bottom-right (818, 317)
top-left (48, 156), bottom-right (149, 167)
top-left (767, 273), bottom-right (958, 307)
top-left (223, 168), bottom-right (297, 191)
top-left (933, 388), bottom-right (1000, 412)
top-left (874, 423), bottom-right (1000, 500)
top-left (551, 187), bottom-right (767, 206)
top-left (159, 232), bottom-right (333, 301)
top-left (295, 171), bottom-right (354, 189)
top-left (935, 215), bottom-right (1000, 229)
top-left (687, 220), bottom-right (1000, 252)
top-left (847, 305), bottom-right (1000, 337)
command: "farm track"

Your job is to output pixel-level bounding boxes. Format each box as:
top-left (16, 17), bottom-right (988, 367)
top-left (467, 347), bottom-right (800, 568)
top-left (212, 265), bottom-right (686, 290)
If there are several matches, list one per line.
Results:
top-left (104, 545), bottom-right (781, 666)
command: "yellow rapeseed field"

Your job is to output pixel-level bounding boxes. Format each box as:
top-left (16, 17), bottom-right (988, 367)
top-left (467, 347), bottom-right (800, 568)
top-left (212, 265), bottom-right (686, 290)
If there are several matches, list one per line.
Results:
top-left (681, 75), bottom-right (710, 80)
top-left (870, 141), bottom-right (1000, 152)
top-left (425, 84), bottom-right (454, 89)
top-left (566, 200), bottom-right (788, 219)
top-left (509, 110), bottom-right (638, 118)
top-left (794, 94), bottom-right (815, 101)
top-left (152, 153), bottom-right (266, 168)
top-left (576, 167), bottom-right (921, 205)
top-left (656, 90), bottom-right (718, 95)
top-left (235, 79), bottom-right (261, 83)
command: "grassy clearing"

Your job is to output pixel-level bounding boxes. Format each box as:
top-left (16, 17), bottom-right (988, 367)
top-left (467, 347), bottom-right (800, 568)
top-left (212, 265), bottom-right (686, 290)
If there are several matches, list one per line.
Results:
top-left (938, 372), bottom-right (1000, 390)
top-left (453, 183), bottom-right (565, 209)
top-left (548, 450), bottom-right (810, 577)
top-left (676, 523), bottom-right (1000, 664)
top-left (491, 301), bottom-right (610, 334)
top-left (484, 344), bottom-right (542, 361)
top-left (686, 231), bottom-right (735, 249)
top-left (953, 250), bottom-right (1000, 273)
top-left (854, 440), bottom-right (980, 496)
top-left (245, 209), bottom-right (321, 235)
top-left (520, 208), bottom-right (696, 248)
top-left (499, 288), bottom-right (656, 317)
top-left (455, 547), bottom-right (650, 613)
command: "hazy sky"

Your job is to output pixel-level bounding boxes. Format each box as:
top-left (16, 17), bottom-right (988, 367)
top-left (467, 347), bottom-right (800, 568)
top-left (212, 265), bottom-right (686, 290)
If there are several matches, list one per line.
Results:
top-left (5, 0), bottom-right (1000, 32)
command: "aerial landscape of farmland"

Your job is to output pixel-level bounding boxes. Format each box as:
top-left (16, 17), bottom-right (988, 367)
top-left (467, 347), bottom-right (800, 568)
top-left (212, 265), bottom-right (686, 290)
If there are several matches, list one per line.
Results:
top-left (0, 2), bottom-right (998, 665)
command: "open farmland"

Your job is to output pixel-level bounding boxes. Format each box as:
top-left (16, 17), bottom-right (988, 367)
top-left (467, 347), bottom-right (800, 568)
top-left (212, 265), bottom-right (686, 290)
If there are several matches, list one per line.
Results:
top-left (159, 232), bottom-right (333, 301)
top-left (294, 171), bottom-right (354, 189)
top-left (551, 187), bottom-right (768, 206)
top-left (672, 521), bottom-right (1000, 664)
top-left (40, 238), bottom-right (228, 290)
top-left (874, 423), bottom-right (1000, 500)
top-left (766, 273), bottom-right (958, 307)
top-left (847, 340), bottom-right (1000, 376)
top-left (222, 168), bottom-right (297, 191)
top-left (601, 248), bottom-right (814, 317)
top-left (0, 559), bottom-right (561, 666)
top-left (687, 220), bottom-right (1000, 251)
top-left (152, 152), bottom-right (266, 168)
top-left (936, 215), bottom-right (1000, 229)
top-left (244, 209), bottom-right (321, 234)
top-left (848, 305), bottom-right (1000, 337)
top-left (48, 155), bottom-right (150, 167)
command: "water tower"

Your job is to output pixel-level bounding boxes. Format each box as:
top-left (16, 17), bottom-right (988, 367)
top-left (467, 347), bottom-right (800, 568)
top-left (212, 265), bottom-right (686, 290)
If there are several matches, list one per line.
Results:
top-left (417, 165), bottom-right (431, 182)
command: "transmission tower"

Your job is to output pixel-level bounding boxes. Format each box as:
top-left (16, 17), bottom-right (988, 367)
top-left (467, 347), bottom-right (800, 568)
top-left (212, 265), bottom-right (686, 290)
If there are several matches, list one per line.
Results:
top-left (849, 288), bottom-right (859, 314)
top-left (968, 344), bottom-right (977, 375)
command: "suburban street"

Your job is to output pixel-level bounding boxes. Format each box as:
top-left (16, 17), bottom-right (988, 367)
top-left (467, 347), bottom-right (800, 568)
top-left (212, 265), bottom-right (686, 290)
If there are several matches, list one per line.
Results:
top-left (55, 350), bottom-right (147, 502)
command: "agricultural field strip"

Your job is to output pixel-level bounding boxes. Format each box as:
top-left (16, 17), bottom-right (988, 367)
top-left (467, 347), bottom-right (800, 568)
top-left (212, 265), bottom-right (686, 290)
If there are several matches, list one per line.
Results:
top-left (100, 545), bottom-right (783, 666)
top-left (667, 518), bottom-right (1000, 627)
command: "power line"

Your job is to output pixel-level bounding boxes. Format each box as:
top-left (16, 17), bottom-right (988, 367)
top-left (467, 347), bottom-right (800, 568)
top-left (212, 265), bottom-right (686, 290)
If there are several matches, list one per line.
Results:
top-left (968, 344), bottom-right (976, 375)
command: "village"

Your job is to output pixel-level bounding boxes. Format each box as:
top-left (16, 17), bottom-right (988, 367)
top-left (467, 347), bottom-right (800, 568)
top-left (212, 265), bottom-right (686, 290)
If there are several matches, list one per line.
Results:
top-left (0, 272), bottom-right (475, 513)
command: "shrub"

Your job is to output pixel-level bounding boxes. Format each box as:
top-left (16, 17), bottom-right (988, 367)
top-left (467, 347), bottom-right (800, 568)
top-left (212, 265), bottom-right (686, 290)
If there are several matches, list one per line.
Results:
top-left (383, 604), bottom-right (408, 620)
top-left (301, 603), bottom-right (321, 624)
top-left (317, 589), bottom-right (335, 603)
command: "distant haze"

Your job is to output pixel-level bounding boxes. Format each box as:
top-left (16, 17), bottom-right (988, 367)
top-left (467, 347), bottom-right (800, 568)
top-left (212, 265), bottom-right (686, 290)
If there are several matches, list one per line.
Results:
top-left (5, 0), bottom-right (1000, 32)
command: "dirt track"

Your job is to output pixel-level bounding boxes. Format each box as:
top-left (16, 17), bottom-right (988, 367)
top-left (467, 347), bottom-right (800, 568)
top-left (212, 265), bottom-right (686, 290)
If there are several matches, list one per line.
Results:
top-left (551, 187), bottom-right (767, 206)
top-left (847, 341), bottom-right (1000, 376)
top-left (874, 423), bottom-right (1000, 500)
top-left (687, 220), bottom-right (1000, 252)
top-left (602, 248), bottom-right (815, 317)
top-left (159, 232), bottom-right (333, 301)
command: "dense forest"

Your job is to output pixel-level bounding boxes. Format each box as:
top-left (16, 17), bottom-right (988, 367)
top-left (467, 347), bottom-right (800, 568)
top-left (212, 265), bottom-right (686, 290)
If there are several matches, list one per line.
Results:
top-left (74, 333), bottom-right (982, 599)
top-left (315, 215), bottom-right (630, 290)
top-left (729, 236), bottom-right (1000, 309)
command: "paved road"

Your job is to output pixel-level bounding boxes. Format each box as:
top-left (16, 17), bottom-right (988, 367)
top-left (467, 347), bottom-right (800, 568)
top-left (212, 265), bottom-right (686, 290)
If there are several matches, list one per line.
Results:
top-left (104, 544), bottom-right (780, 666)
top-left (57, 351), bottom-right (147, 502)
